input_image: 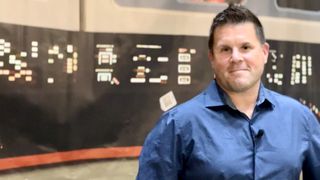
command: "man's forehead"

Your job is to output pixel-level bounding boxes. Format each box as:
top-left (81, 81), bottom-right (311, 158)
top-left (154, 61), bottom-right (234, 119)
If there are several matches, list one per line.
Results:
top-left (214, 22), bottom-right (255, 32)
top-left (213, 23), bottom-right (258, 44)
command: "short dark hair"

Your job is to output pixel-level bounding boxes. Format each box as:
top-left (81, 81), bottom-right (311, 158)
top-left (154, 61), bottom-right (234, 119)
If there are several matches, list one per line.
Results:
top-left (208, 5), bottom-right (266, 52)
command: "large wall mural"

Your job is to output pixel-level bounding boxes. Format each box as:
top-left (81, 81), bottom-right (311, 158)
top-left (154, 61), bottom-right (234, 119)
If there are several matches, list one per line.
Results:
top-left (0, 0), bottom-right (319, 171)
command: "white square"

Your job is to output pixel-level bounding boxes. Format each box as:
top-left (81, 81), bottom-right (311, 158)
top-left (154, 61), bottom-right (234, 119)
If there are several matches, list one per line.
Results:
top-left (159, 91), bottom-right (177, 112)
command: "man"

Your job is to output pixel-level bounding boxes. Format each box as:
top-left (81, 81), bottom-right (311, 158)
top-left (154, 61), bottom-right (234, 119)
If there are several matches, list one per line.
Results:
top-left (137, 4), bottom-right (320, 180)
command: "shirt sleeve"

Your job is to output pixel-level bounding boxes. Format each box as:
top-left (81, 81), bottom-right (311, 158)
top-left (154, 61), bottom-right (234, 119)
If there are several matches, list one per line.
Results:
top-left (302, 111), bottom-right (320, 180)
top-left (136, 112), bottom-right (184, 180)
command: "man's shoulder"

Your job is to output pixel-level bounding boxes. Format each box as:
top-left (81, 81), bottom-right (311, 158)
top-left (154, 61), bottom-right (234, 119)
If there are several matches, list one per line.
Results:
top-left (265, 88), bottom-right (310, 112)
top-left (161, 90), bottom-right (207, 124)
top-left (169, 91), bottom-right (206, 114)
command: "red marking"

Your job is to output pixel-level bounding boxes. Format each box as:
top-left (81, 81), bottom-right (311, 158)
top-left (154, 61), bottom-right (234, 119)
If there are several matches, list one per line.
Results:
top-left (0, 146), bottom-right (142, 171)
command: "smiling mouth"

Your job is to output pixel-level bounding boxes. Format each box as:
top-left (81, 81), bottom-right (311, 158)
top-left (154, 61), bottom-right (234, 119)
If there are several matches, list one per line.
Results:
top-left (229, 69), bottom-right (248, 73)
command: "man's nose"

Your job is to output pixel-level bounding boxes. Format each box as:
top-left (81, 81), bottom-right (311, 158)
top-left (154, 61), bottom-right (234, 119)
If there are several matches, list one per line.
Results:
top-left (230, 49), bottom-right (243, 62)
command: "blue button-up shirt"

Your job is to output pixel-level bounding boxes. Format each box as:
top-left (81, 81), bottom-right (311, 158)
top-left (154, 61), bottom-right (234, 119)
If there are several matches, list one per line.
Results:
top-left (137, 81), bottom-right (320, 180)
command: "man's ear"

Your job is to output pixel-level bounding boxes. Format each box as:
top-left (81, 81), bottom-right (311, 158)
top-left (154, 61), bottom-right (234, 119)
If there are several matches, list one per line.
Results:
top-left (208, 50), bottom-right (216, 79)
top-left (262, 42), bottom-right (270, 64)
top-left (208, 50), bottom-right (214, 64)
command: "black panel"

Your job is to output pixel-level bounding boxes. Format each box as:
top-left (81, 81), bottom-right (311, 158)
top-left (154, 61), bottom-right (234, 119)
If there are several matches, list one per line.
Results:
top-left (277, 0), bottom-right (320, 11)
top-left (0, 23), bottom-right (319, 160)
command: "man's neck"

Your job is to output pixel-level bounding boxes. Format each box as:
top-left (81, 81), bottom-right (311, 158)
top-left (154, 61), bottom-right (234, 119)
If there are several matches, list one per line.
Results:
top-left (226, 84), bottom-right (260, 119)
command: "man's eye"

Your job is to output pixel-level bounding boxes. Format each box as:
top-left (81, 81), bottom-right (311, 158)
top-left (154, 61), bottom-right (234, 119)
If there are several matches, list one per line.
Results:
top-left (243, 45), bottom-right (251, 50)
top-left (221, 48), bottom-right (229, 52)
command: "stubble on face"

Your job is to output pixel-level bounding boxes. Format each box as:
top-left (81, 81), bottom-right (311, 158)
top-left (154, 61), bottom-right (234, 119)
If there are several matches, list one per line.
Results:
top-left (209, 23), bottom-right (269, 94)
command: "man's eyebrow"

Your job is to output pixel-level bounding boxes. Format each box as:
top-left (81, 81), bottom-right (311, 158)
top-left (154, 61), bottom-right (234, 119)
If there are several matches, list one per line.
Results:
top-left (215, 43), bottom-right (230, 48)
top-left (242, 42), bottom-right (252, 46)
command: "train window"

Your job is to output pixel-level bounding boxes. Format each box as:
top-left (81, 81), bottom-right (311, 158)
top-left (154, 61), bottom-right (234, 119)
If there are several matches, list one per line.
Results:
top-left (276, 0), bottom-right (320, 11)
top-left (178, 0), bottom-right (226, 4)
top-left (178, 0), bottom-right (248, 5)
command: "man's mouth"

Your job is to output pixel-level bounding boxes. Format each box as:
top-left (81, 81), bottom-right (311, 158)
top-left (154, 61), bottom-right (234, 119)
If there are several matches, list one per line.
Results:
top-left (229, 68), bottom-right (248, 73)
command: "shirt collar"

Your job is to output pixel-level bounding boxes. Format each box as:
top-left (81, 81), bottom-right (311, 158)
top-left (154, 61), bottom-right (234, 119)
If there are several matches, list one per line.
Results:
top-left (204, 80), bottom-right (276, 109)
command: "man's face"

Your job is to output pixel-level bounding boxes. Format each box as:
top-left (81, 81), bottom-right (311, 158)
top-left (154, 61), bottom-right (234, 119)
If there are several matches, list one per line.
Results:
top-left (209, 22), bottom-right (269, 93)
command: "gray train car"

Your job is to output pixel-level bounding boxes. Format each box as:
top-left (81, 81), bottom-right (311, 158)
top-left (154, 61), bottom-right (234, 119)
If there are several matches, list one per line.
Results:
top-left (0, 0), bottom-right (319, 172)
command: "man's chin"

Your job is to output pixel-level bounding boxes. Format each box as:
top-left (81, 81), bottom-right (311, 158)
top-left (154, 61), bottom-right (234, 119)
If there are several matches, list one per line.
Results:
top-left (227, 81), bottom-right (255, 93)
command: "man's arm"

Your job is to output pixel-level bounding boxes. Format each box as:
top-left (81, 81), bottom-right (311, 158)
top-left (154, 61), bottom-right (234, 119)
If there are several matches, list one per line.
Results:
top-left (136, 112), bottom-right (183, 180)
top-left (302, 112), bottom-right (320, 180)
